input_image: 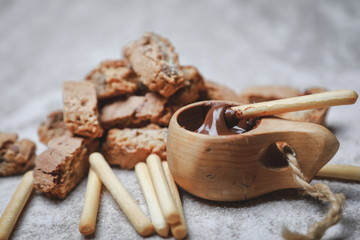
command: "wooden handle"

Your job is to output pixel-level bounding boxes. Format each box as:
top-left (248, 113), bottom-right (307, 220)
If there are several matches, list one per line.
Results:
top-left (79, 168), bottom-right (102, 235)
top-left (230, 90), bottom-right (358, 118)
top-left (317, 164), bottom-right (360, 182)
top-left (89, 152), bottom-right (154, 236)
top-left (0, 171), bottom-right (34, 240)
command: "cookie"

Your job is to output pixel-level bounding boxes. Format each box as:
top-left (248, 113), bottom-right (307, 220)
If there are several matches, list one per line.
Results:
top-left (0, 132), bottom-right (36, 176)
top-left (33, 135), bottom-right (98, 199)
top-left (38, 110), bottom-right (71, 144)
top-left (124, 32), bottom-right (185, 97)
top-left (85, 59), bottom-right (138, 99)
top-left (203, 80), bottom-right (240, 102)
top-left (171, 66), bottom-right (205, 105)
top-left (102, 128), bottom-right (167, 169)
top-left (63, 81), bottom-right (103, 138)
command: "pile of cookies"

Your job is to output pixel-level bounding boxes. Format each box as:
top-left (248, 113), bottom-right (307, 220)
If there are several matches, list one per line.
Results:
top-left (1, 33), bottom-right (329, 200)
top-left (32, 32), bottom-right (242, 199)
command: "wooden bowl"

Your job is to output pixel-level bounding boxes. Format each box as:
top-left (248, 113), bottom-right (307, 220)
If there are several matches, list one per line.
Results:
top-left (167, 101), bottom-right (339, 201)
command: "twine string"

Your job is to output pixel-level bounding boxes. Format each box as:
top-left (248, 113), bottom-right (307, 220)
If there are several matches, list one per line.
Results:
top-left (281, 145), bottom-right (345, 240)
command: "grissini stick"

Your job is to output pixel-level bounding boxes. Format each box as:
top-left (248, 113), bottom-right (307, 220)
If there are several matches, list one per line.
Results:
top-left (89, 152), bottom-right (154, 236)
top-left (146, 154), bottom-right (180, 224)
top-left (162, 161), bottom-right (187, 240)
top-left (0, 171), bottom-right (34, 240)
top-left (79, 168), bottom-right (102, 235)
top-left (227, 90), bottom-right (358, 120)
top-left (135, 162), bottom-right (169, 237)
top-left (317, 164), bottom-right (360, 182)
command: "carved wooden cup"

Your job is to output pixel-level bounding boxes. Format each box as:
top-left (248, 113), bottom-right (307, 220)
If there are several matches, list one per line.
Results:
top-left (167, 101), bottom-right (339, 201)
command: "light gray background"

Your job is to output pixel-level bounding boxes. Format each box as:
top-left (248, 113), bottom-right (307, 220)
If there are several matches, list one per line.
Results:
top-left (1, 0), bottom-right (359, 239)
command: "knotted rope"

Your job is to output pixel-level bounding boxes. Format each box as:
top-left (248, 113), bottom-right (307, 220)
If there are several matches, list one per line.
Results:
top-left (281, 145), bottom-right (345, 240)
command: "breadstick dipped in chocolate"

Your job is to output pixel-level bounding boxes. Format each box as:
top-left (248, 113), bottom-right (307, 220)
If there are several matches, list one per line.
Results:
top-left (226, 89), bottom-right (357, 124)
top-left (196, 90), bottom-right (358, 136)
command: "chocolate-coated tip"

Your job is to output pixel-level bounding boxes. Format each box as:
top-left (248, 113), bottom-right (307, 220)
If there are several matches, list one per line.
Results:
top-left (224, 108), bottom-right (239, 128)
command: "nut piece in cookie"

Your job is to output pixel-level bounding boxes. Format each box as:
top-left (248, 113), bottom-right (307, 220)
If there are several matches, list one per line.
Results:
top-left (85, 59), bottom-right (138, 99)
top-left (33, 135), bottom-right (98, 199)
top-left (102, 128), bottom-right (167, 169)
top-left (63, 81), bottom-right (103, 138)
top-left (0, 132), bottom-right (36, 176)
top-left (124, 32), bottom-right (185, 97)
top-left (38, 110), bottom-right (72, 144)
top-left (203, 80), bottom-right (241, 102)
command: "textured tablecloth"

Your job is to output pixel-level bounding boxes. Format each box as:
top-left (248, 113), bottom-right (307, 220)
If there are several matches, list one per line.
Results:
top-left (1, 1), bottom-right (359, 239)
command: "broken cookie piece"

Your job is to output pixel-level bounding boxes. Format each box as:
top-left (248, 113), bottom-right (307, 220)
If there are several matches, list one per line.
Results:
top-left (134, 92), bottom-right (167, 125)
top-left (85, 59), bottom-right (138, 99)
top-left (203, 80), bottom-right (241, 102)
top-left (0, 132), bottom-right (36, 176)
top-left (100, 95), bottom-right (145, 129)
top-left (102, 128), bottom-right (167, 169)
top-left (152, 103), bottom-right (182, 127)
top-left (38, 110), bottom-right (72, 144)
top-left (134, 92), bottom-right (181, 127)
top-left (33, 135), bottom-right (98, 199)
top-left (124, 32), bottom-right (185, 97)
top-left (63, 81), bottom-right (103, 138)
top-left (100, 93), bottom-right (168, 129)
top-left (171, 66), bottom-right (205, 105)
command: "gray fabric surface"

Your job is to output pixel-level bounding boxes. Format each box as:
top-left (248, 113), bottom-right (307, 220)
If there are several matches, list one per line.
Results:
top-left (0, 0), bottom-right (359, 239)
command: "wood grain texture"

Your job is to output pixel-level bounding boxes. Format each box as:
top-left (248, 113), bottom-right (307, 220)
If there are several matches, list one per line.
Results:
top-left (167, 101), bottom-right (339, 201)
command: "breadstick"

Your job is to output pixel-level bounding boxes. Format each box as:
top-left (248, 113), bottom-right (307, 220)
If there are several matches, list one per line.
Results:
top-left (135, 162), bottom-right (169, 237)
top-left (89, 152), bottom-right (153, 236)
top-left (230, 90), bottom-right (358, 118)
top-left (79, 168), bottom-right (102, 235)
top-left (162, 161), bottom-right (187, 239)
top-left (146, 154), bottom-right (180, 224)
top-left (0, 171), bottom-right (34, 240)
top-left (317, 164), bottom-right (360, 182)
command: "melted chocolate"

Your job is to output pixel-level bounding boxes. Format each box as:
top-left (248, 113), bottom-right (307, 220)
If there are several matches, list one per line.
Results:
top-left (195, 104), bottom-right (258, 136)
